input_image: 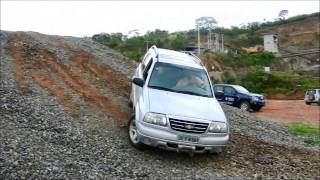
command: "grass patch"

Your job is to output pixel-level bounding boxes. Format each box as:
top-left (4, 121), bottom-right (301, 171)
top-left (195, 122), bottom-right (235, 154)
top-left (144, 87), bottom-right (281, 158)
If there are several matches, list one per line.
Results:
top-left (289, 123), bottom-right (320, 146)
top-left (289, 123), bottom-right (320, 136)
top-left (304, 139), bottom-right (320, 146)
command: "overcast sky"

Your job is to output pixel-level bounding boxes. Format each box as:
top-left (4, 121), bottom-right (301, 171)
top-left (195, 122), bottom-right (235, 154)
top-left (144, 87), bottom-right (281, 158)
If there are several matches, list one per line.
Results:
top-left (1, 1), bottom-right (319, 37)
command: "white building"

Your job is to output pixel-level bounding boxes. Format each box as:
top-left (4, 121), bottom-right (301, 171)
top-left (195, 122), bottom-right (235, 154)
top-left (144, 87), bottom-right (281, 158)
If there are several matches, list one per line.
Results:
top-left (263, 34), bottom-right (278, 53)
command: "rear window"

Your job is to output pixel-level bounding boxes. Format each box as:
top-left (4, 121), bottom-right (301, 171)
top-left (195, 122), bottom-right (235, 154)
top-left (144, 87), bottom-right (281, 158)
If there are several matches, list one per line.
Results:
top-left (306, 90), bottom-right (316, 95)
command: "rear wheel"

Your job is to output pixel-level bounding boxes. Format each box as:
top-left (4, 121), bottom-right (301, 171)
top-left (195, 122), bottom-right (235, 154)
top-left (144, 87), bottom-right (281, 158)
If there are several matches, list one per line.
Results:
top-left (239, 101), bottom-right (251, 111)
top-left (128, 116), bottom-right (145, 149)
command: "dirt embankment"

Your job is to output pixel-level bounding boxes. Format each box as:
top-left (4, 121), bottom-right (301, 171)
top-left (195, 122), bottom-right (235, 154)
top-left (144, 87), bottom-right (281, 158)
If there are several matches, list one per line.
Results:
top-left (1, 31), bottom-right (319, 179)
top-left (5, 32), bottom-right (131, 124)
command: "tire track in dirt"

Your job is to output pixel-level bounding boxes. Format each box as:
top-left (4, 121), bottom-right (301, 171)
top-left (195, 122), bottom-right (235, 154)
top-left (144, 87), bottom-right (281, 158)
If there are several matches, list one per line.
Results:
top-left (5, 37), bottom-right (80, 116)
top-left (70, 51), bottom-right (131, 98)
top-left (5, 44), bottom-right (31, 93)
top-left (31, 70), bottom-right (78, 117)
top-left (5, 34), bottom-right (130, 123)
top-left (40, 50), bottom-right (130, 123)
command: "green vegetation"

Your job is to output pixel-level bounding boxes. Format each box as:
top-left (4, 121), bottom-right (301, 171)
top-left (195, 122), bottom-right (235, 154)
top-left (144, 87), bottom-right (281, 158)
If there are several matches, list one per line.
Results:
top-left (289, 123), bottom-right (320, 136)
top-left (289, 123), bottom-right (320, 146)
top-left (233, 52), bottom-right (275, 67)
top-left (92, 12), bottom-right (319, 60)
top-left (239, 67), bottom-right (319, 94)
top-left (92, 12), bottom-right (319, 97)
top-left (259, 12), bottom-right (319, 29)
top-left (92, 29), bottom-right (191, 60)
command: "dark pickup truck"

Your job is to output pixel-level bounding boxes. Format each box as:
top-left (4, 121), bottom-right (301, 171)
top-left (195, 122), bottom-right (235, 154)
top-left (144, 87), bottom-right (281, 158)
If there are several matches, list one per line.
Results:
top-left (213, 84), bottom-right (265, 111)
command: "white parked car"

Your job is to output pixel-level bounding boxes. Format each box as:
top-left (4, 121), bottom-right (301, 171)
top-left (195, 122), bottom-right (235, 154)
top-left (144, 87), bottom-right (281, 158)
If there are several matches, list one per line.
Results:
top-left (305, 89), bottom-right (320, 105)
top-left (128, 46), bottom-right (229, 154)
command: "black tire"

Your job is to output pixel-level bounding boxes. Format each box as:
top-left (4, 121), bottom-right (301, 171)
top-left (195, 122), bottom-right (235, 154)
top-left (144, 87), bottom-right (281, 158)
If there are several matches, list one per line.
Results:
top-left (305, 102), bottom-right (311, 105)
top-left (252, 106), bottom-right (262, 112)
top-left (210, 147), bottom-right (226, 155)
top-left (128, 116), bottom-right (145, 150)
top-left (239, 101), bottom-right (251, 111)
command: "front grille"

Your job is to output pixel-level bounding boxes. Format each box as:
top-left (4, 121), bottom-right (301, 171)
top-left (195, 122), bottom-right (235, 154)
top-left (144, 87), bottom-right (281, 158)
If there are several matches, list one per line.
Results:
top-left (169, 118), bottom-right (209, 134)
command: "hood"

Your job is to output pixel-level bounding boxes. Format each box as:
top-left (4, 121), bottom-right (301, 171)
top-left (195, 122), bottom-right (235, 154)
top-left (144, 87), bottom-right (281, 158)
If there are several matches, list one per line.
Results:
top-left (241, 92), bottom-right (263, 98)
top-left (249, 93), bottom-right (264, 98)
top-left (148, 88), bottom-right (226, 122)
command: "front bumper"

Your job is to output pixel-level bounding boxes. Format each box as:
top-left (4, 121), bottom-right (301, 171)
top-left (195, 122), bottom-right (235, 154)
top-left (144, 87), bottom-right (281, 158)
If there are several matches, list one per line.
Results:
top-left (305, 99), bottom-right (320, 103)
top-left (250, 100), bottom-right (265, 107)
top-left (136, 121), bottom-right (229, 153)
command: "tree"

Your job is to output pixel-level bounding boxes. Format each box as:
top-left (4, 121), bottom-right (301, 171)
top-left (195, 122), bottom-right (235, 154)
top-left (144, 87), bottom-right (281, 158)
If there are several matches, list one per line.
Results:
top-left (278, 10), bottom-right (289, 20)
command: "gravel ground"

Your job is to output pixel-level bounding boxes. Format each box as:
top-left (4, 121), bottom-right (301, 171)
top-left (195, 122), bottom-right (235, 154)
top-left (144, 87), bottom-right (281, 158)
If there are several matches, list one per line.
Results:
top-left (222, 104), bottom-right (320, 152)
top-left (1, 31), bottom-right (319, 179)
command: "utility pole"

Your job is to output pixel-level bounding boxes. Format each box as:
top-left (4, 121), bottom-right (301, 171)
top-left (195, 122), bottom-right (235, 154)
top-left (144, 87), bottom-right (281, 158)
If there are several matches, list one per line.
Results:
top-left (196, 16), bottom-right (217, 54)
top-left (208, 28), bottom-right (212, 49)
top-left (221, 34), bottom-right (224, 52)
top-left (145, 40), bottom-right (150, 51)
top-left (197, 26), bottom-right (200, 55)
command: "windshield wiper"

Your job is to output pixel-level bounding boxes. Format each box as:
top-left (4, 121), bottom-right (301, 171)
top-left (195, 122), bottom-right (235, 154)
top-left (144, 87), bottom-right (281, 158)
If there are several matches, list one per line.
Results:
top-left (175, 90), bottom-right (211, 97)
top-left (149, 85), bottom-right (177, 93)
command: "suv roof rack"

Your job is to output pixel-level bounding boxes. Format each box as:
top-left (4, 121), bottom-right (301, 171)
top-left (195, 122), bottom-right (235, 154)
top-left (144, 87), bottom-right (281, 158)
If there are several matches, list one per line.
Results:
top-left (151, 45), bottom-right (159, 59)
top-left (181, 51), bottom-right (204, 67)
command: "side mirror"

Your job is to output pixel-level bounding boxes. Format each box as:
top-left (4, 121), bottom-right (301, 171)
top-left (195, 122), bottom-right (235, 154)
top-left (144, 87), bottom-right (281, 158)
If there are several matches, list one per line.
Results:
top-left (132, 77), bottom-right (144, 87)
top-left (215, 91), bottom-right (224, 97)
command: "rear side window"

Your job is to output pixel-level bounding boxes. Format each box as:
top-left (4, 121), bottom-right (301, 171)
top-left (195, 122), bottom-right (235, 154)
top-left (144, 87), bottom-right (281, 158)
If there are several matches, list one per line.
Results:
top-left (214, 86), bottom-right (223, 92)
top-left (143, 58), bottom-right (153, 80)
top-left (141, 54), bottom-right (151, 70)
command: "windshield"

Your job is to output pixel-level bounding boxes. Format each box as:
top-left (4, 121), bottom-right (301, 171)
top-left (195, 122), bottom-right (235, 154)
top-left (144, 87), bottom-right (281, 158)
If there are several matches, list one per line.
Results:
top-left (234, 85), bottom-right (249, 94)
top-left (148, 62), bottom-right (213, 97)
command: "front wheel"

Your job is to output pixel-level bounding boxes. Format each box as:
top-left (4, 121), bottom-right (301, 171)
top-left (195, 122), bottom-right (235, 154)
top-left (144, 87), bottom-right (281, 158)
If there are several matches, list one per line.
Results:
top-left (305, 102), bottom-right (311, 105)
top-left (128, 116), bottom-right (145, 149)
top-left (239, 101), bottom-right (251, 112)
top-left (252, 106), bottom-right (262, 112)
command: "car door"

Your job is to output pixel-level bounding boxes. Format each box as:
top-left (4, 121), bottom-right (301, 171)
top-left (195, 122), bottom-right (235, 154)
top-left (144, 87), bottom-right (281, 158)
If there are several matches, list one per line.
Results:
top-left (223, 86), bottom-right (238, 106)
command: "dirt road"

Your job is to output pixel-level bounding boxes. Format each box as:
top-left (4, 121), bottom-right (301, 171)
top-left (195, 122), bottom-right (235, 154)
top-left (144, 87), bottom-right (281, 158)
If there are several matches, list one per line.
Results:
top-left (256, 100), bottom-right (320, 126)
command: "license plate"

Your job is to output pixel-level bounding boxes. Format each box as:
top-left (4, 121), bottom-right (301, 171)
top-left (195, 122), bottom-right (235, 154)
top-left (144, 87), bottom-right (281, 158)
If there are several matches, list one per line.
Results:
top-left (177, 134), bottom-right (199, 143)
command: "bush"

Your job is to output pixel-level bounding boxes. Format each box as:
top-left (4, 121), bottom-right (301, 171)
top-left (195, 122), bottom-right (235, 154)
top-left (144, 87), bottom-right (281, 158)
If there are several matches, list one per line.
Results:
top-left (234, 52), bottom-right (275, 67)
top-left (222, 70), bottom-right (238, 84)
top-left (239, 66), bottom-right (320, 94)
top-left (122, 50), bottom-right (144, 61)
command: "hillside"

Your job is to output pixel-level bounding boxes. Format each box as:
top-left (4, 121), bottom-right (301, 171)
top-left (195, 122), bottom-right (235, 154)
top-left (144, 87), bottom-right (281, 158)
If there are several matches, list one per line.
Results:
top-left (1, 31), bottom-right (319, 179)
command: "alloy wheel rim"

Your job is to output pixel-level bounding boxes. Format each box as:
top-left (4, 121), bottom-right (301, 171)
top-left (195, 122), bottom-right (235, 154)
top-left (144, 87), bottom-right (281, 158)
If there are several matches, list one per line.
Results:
top-left (241, 103), bottom-right (248, 111)
top-left (129, 120), bottom-right (139, 144)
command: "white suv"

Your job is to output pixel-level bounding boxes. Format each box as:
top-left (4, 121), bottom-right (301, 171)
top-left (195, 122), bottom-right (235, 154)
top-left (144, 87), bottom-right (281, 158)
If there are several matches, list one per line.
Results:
top-left (128, 46), bottom-right (229, 154)
top-left (305, 89), bottom-right (320, 105)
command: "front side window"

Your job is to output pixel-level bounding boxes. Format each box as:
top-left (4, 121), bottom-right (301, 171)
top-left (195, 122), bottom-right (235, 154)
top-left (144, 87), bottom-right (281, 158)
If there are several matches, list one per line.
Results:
top-left (233, 85), bottom-right (249, 94)
top-left (224, 86), bottom-right (236, 94)
top-left (148, 62), bottom-right (213, 97)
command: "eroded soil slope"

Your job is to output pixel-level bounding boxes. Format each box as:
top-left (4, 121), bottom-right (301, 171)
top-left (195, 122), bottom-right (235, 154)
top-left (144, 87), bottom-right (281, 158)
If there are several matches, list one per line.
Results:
top-left (1, 31), bottom-right (319, 179)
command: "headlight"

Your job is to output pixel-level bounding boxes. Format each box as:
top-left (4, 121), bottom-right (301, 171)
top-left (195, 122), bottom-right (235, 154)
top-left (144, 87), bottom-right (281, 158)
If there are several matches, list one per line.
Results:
top-left (143, 113), bottom-right (167, 126)
top-left (252, 96), bottom-right (259, 101)
top-left (208, 122), bottom-right (227, 133)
